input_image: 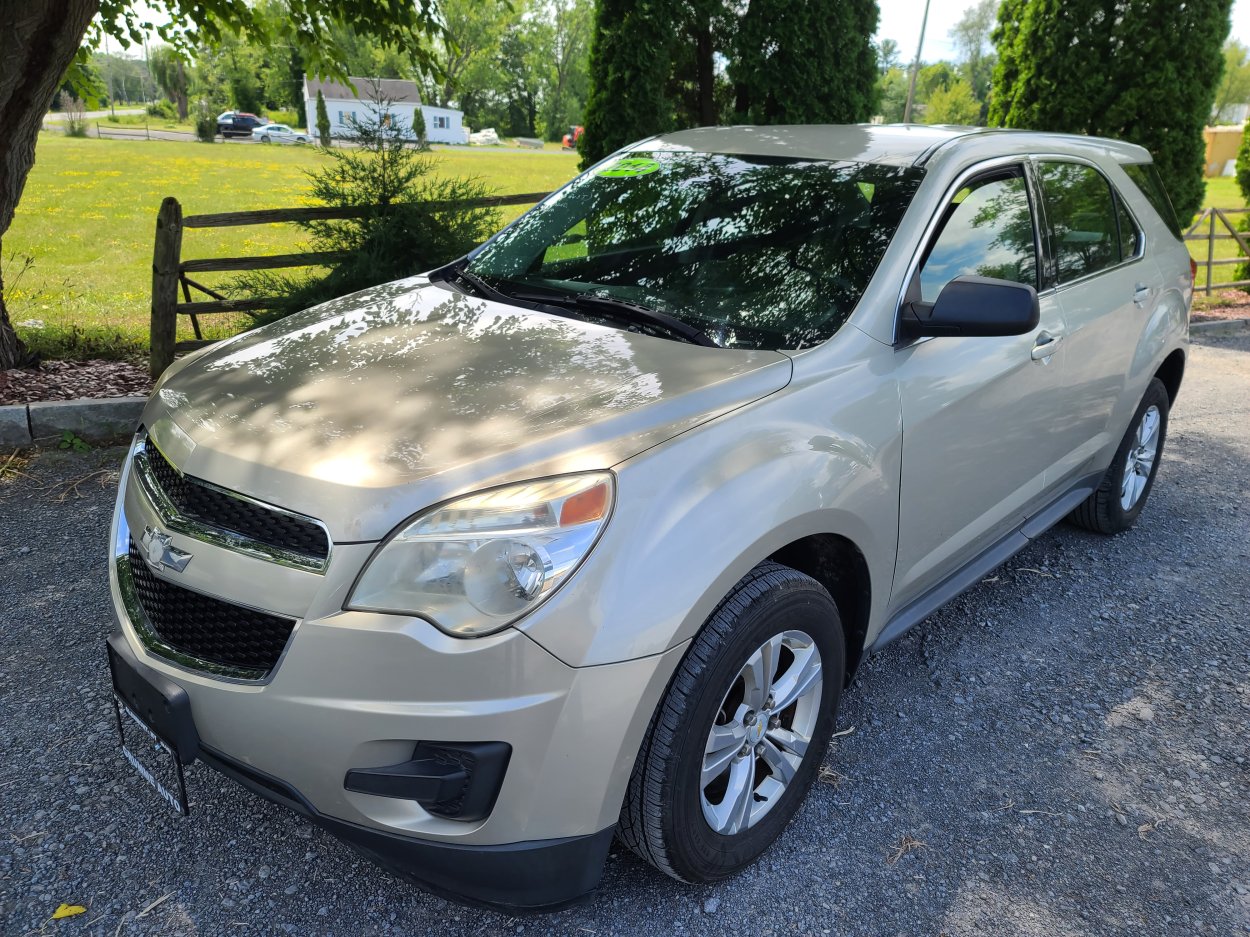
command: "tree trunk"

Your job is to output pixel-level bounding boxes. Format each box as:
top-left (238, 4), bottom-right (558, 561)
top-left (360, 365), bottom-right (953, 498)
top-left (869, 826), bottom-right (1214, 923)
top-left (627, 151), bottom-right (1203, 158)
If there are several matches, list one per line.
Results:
top-left (0, 0), bottom-right (101, 369)
top-left (696, 24), bottom-right (715, 125)
top-left (175, 60), bottom-right (189, 120)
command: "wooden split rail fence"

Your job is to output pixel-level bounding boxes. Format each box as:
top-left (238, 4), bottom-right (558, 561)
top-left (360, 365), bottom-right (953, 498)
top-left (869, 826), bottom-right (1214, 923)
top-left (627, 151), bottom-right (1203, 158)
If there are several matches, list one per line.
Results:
top-left (1185, 206), bottom-right (1250, 295)
top-left (149, 192), bottom-right (551, 376)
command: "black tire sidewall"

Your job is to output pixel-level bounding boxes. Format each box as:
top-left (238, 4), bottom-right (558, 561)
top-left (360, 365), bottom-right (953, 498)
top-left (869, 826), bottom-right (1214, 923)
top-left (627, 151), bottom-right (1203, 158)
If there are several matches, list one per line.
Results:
top-left (1103, 379), bottom-right (1170, 530)
top-left (662, 578), bottom-right (845, 882)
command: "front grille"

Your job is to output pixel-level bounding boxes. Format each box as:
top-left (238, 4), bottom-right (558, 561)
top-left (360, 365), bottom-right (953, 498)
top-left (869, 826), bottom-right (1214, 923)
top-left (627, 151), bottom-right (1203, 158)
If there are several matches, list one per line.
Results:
top-left (128, 538), bottom-right (297, 674)
top-left (142, 437), bottom-right (329, 563)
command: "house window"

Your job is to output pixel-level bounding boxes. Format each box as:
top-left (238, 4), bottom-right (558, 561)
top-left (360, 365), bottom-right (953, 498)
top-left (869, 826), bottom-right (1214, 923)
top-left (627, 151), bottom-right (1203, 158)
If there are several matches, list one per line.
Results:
top-left (337, 110), bottom-right (346, 125)
top-left (433, 115), bottom-right (450, 130)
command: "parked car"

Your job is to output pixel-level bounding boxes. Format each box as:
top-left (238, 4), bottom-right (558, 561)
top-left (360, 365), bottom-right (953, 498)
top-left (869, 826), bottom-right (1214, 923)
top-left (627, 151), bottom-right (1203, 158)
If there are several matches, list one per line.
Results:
top-left (252, 123), bottom-right (309, 145)
top-left (468, 126), bottom-right (500, 146)
top-left (105, 125), bottom-right (1190, 912)
top-left (216, 113), bottom-right (267, 138)
top-left (216, 110), bottom-right (236, 123)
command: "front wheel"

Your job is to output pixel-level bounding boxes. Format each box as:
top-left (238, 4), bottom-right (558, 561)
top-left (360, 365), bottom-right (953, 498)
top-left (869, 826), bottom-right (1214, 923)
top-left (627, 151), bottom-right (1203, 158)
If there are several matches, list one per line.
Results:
top-left (618, 561), bottom-right (845, 883)
top-left (260, 134), bottom-right (271, 143)
top-left (1068, 377), bottom-right (1170, 534)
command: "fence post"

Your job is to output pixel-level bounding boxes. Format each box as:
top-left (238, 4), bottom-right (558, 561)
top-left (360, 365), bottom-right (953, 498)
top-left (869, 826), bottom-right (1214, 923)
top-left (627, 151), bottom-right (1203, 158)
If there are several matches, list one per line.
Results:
top-left (1207, 209), bottom-right (1216, 296)
top-left (150, 196), bottom-right (183, 377)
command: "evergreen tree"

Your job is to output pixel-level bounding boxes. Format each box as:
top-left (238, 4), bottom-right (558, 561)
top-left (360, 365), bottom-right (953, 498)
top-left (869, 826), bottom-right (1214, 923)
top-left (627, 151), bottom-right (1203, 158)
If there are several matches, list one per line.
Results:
top-left (730, 0), bottom-right (878, 124)
top-left (316, 89), bottom-right (332, 147)
top-left (989, 0), bottom-right (1232, 222)
top-left (579, 0), bottom-right (674, 167)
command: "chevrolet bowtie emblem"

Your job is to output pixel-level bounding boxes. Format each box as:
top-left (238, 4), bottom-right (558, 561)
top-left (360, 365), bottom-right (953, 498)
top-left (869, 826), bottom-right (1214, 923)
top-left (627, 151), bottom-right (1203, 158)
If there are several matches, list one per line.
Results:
top-left (140, 525), bottom-right (193, 573)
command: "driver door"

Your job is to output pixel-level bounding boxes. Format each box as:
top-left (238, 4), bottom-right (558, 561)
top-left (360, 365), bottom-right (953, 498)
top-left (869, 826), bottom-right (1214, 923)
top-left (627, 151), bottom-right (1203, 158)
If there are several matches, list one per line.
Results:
top-left (889, 162), bottom-right (1071, 611)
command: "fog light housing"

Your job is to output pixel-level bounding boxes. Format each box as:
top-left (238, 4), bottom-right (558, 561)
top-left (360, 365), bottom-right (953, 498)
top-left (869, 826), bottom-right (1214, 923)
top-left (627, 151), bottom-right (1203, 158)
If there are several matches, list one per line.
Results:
top-left (343, 741), bottom-right (512, 822)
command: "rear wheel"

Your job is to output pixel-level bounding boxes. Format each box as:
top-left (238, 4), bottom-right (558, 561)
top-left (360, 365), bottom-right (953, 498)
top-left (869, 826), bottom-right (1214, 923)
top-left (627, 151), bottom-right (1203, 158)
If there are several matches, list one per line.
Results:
top-left (618, 561), bottom-right (845, 882)
top-left (1068, 377), bottom-right (1169, 534)
top-left (260, 134), bottom-right (271, 143)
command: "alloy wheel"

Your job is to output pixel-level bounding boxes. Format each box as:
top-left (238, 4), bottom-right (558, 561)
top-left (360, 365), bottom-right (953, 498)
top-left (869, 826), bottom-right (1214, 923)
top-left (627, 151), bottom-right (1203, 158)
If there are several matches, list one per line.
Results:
top-left (1121, 404), bottom-right (1161, 510)
top-left (700, 630), bottom-right (823, 835)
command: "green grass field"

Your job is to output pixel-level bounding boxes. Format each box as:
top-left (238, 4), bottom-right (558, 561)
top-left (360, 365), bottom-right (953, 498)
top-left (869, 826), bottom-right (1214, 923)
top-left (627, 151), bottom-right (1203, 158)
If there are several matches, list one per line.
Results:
top-left (6, 133), bottom-right (579, 358)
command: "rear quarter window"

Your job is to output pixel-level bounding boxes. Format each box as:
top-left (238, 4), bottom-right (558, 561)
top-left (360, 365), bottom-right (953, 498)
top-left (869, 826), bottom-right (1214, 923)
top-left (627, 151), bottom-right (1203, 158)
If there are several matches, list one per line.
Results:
top-left (1123, 163), bottom-right (1183, 240)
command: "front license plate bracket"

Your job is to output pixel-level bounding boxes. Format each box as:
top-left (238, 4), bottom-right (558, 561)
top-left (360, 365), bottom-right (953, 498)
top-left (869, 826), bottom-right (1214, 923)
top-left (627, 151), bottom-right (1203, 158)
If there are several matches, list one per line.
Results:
top-left (107, 634), bottom-right (200, 815)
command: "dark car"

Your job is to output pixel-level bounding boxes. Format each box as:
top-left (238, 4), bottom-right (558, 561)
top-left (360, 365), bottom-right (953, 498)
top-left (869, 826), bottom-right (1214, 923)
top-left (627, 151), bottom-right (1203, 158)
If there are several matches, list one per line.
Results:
top-left (217, 113), bottom-right (268, 138)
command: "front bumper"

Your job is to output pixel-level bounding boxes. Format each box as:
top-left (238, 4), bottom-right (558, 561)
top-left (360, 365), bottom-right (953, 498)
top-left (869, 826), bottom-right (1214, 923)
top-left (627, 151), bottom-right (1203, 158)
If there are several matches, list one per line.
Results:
top-left (107, 439), bottom-right (686, 907)
top-left (108, 630), bottom-right (615, 911)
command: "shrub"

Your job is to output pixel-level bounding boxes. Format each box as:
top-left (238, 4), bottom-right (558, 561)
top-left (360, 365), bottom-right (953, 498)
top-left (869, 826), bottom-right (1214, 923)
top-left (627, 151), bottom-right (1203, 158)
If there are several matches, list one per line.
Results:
top-left (268, 109), bottom-right (300, 128)
top-left (232, 91), bottom-right (500, 322)
top-left (316, 90), bottom-right (331, 147)
top-left (193, 100), bottom-right (217, 143)
top-left (147, 99), bottom-right (177, 120)
top-left (59, 92), bottom-right (88, 138)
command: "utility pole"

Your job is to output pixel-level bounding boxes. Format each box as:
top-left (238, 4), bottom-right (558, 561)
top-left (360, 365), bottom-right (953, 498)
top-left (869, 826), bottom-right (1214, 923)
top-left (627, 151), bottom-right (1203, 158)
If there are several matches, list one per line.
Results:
top-left (902, 0), bottom-right (932, 123)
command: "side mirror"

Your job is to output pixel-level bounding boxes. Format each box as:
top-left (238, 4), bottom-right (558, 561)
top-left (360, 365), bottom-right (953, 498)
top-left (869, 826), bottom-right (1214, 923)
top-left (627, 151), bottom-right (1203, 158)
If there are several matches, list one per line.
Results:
top-left (901, 275), bottom-right (1040, 339)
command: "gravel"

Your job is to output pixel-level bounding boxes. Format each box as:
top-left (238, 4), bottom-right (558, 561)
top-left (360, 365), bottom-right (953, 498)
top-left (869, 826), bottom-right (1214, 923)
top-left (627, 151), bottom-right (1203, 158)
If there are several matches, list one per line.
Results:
top-left (2, 334), bottom-right (1248, 937)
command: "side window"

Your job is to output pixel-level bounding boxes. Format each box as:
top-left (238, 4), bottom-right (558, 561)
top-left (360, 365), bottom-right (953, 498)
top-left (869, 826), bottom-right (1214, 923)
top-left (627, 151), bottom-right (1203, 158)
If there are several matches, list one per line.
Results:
top-left (919, 171), bottom-right (1037, 302)
top-left (1038, 162), bottom-right (1120, 282)
top-left (1116, 197), bottom-right (1141, 261)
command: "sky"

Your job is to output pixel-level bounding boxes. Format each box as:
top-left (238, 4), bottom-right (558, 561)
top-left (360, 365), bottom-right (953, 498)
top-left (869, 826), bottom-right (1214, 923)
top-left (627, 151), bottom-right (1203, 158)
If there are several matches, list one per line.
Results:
top-left (877, 0), bottom-right (1250, 64)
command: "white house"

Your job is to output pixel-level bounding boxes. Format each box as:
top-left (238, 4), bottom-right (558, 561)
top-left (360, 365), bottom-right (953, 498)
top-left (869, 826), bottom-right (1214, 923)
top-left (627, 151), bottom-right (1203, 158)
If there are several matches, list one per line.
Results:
top-left (302, 76), bottom-right (465, 144)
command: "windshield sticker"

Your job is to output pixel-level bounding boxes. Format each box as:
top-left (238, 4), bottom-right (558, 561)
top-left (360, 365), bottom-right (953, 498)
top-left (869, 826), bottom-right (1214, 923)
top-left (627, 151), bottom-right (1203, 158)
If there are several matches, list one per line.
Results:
top-left (599, 157), bottom-right (661, 177)
top-left (857, 181), bottom-right (875, 203)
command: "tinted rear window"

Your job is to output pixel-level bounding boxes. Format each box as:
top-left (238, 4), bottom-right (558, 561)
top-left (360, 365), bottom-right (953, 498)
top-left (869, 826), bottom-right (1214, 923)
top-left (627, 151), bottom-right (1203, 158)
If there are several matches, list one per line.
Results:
top-left (1124, 163), bottom-right (1183, 240)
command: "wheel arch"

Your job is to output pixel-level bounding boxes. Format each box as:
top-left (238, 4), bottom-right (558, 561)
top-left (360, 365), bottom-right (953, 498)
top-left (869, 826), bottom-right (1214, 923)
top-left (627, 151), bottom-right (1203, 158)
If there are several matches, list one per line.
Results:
top-left (767, 533), bottom-right (873, 681)
top-left (1154, 347), bottom-right (1185, 404)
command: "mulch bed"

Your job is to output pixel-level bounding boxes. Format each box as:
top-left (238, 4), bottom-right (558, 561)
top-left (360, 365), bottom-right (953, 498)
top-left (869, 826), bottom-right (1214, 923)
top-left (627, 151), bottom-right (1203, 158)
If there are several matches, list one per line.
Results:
top-left (0, 359), bottom-right (153, 406)
top-left (1191, 289), bottom-right (1250, 322)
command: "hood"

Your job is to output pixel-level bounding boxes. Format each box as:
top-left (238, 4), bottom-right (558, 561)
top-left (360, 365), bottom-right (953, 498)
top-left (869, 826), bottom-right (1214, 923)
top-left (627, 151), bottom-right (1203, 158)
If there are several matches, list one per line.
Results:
top-left (144, 278), bottom-right (792, 540)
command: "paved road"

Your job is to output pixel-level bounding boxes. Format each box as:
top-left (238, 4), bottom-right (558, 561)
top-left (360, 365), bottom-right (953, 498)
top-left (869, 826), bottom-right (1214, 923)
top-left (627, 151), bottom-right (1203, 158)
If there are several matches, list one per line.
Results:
top-left (2, 334), bottom-right (1247, 936)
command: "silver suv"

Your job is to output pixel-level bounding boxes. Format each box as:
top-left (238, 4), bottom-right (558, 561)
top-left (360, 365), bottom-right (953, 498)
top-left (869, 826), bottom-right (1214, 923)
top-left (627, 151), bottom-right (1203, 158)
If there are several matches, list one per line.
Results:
top-left (105, 125), bottom-right (1191, 910)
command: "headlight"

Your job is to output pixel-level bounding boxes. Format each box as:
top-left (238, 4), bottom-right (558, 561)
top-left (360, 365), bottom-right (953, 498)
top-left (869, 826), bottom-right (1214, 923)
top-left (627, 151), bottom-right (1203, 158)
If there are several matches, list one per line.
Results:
top-left (348, 473), bottom-right (614, 636)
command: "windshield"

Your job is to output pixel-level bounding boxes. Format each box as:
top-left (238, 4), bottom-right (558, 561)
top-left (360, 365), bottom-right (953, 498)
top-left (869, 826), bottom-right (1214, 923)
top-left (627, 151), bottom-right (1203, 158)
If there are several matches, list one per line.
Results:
top-left (464, 150), bottom-right (923, 350)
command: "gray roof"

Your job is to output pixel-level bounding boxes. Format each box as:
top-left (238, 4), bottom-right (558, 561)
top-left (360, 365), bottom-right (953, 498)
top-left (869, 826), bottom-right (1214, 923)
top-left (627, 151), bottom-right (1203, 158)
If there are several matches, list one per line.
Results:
top-left (642, 124), bottom-right (1151, 167)
top-left (303, 76), bottom-right (423, 105)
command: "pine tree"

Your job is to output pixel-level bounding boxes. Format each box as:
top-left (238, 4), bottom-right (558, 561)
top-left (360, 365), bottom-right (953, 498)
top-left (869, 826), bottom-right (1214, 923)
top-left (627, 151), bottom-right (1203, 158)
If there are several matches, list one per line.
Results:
top-left (316, 89), bottom-right (332, 148)
top-left (989, 0), bottom-right (1231, 222)
top-left (579, 0), bottom-right (675, 168)
top-left (730, 0), bottom-right (878, 124)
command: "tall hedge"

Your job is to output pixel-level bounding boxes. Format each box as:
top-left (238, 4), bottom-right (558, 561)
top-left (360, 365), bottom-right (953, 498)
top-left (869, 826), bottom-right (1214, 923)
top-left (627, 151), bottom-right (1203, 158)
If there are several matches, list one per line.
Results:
top-left (731, 0), bottom-right (878, 124)
top-left (989, 0), bottom-right (1231, 222)
top-left (580, 0), bottom-right (880, 168)
top-left (579, 0), bottom-right (674, 168)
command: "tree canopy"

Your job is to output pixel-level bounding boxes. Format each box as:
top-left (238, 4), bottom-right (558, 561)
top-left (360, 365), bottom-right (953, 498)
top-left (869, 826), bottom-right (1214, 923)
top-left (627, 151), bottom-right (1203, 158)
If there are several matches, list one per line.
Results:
top-left (989, 0), bottom-right (1232, 221)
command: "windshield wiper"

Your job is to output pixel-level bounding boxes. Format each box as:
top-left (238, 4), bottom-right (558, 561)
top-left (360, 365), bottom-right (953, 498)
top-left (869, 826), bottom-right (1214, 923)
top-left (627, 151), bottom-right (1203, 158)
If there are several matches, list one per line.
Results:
top-left (440, 261), bottom-right (719, 348)
top-left (505, 287), bottom-right (719, 348)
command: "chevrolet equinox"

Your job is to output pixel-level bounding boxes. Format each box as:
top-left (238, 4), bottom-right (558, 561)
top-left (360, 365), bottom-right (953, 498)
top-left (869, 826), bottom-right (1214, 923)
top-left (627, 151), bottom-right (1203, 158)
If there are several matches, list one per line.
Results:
top-left (105, 124), bottom-right (1191, 910)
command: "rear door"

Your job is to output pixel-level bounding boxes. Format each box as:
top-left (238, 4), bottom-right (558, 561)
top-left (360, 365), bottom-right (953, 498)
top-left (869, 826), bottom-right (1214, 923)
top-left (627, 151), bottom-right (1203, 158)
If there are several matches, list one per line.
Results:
top-left (1032, 158), bottom-right (1161, 486)
top-left (890, 161), bottom-right (1073, 610)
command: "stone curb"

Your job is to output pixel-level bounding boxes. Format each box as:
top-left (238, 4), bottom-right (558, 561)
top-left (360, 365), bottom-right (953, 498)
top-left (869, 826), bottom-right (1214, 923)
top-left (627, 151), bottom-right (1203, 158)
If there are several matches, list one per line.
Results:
top-left (0, 396), bottom-right (146, 449)
top-left (1191, 317), bottom-right (1250, 336)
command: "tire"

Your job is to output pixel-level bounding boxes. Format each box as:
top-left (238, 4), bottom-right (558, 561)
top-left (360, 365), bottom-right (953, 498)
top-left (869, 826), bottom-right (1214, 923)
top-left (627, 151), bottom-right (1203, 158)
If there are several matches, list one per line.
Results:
top-left (260, 134), bottom-right (271, 143)
top-left (618, 561), bottom-right (845, 883)
top-left (1068, 377), bottom-right (1170, 534)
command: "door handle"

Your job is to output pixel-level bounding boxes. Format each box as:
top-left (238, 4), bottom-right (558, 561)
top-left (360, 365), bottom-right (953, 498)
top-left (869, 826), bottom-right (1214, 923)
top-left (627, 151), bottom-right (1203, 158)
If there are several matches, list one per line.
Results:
top-left (1133, 283), bottom-right (1152, 305)
top-left (1031, 331), bottom-right (1063, 360)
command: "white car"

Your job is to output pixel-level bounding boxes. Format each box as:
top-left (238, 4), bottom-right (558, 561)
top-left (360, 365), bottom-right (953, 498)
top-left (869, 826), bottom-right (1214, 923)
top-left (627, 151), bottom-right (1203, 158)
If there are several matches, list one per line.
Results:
top-left (252, 123), bottom-right (309, 145)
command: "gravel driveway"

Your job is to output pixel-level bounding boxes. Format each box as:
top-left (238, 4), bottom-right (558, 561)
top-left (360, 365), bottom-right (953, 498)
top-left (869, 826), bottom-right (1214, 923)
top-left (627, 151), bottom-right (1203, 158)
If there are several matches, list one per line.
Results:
top-left (3, 334), bottom-right (1247, 937)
